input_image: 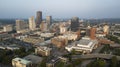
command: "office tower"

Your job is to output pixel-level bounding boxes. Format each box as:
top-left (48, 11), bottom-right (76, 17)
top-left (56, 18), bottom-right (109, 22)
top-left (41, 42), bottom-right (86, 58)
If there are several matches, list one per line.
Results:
top-left (36, 11), bottom-right (42, 28)
top-left (86, 28), bottom-right (90, 37)
top-left (16, 20), bottom-right (26, 31)
top-left (3, 25), bottom-right (13, 32)
top-left (40, 21), bottom-right (48, 31)
top-left (29, 16), bottom-right (36, 30)
top-left (86, 26), bottom-right (91, 37)
top-left (90, 27), bottom-right (96, 40)
top-left (46, 16), bottom-right (52, 28)
top-left (103, 24), bottom-right (109, 35)
top-left (70, 17), bottom-right (80, 32)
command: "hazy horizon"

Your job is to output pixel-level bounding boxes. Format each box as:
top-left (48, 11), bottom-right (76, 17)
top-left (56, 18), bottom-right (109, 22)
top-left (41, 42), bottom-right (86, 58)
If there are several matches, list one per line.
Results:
top-left (0, 0), bottom-right (120, 19)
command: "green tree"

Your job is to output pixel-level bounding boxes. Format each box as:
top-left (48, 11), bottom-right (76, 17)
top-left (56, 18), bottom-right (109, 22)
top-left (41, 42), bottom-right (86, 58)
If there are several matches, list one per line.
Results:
top-left (110, 56), bottom-right (118, 67)
top-left (87, 59), bottom-right (106, 67)
top-left (39, 57), bottom-right (47, 67)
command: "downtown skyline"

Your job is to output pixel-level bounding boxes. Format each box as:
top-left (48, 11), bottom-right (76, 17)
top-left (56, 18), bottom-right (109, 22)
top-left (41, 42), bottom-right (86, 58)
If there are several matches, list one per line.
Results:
top-left (0, 0), bottom-right (120, 19)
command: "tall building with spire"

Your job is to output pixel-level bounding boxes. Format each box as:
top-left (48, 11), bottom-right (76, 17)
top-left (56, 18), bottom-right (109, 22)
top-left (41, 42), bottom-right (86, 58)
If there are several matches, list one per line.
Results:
top-left (36, 11), bottom-right (42, 28)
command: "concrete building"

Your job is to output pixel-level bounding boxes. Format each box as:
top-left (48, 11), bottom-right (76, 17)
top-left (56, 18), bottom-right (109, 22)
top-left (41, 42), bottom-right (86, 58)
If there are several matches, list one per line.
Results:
top-left (70, 17), bottom-right (80, 32)
top-left (51, 37), bottom-right (68, 48)
top-left (46, 57), bottom-right (60, 67)
top-left (16, 20), bottom-right (27, 31)
top-left (40, 33), bottom-right (54, 38)
top-left (29, 16), bottom-right (36, 30)
top-left (12, 58), bottom-right (32, 67)
top-left (40, 21), bottom-right (48, 31)
top-left (103, 24), bottom-right (109, 35)
top-left (58, 33), bottom-right (78, 41)
top-left (12, 55), bottom-right (43, 67)
top-left (36, 11), bottom-right (42, 28)
top-left (46, 16), bottom-right (52, 28)
top-left (0, 33), bottom-right (12, 40)
top-left (22, 35), bottom-right (44, 45)
top-left (35, 46), bottom-right (52, 56)
top-left (65, 37), bottom-right (98, 53)
top-left (23, 55), bottom-right (43, 66)
top-left (90, 27), bottom-right (96, 40)
top-left (3, 25), bottom-right (13, 32)
top-left (59, 26), bottom-right (67, 34)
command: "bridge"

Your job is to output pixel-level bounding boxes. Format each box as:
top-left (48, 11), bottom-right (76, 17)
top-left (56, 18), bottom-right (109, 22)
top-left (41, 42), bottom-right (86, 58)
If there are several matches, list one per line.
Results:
top-left (72, 54), bottom-right (120, 60)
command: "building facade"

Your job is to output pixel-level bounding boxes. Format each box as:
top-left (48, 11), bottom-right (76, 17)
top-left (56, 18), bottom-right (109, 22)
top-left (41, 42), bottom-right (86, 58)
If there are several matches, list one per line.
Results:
top-left (70, 17), bottom-right (80, 32)
top-left (3, 25), bottom-right (13, 32)
top-left (16, 20), bottom-right (27, 31)
top-left (46, 16), bottom-right (52, 28)
top-left (29, 16), bottom-right (36, 30)
top-left (36, 11), bottom-right (42, 28)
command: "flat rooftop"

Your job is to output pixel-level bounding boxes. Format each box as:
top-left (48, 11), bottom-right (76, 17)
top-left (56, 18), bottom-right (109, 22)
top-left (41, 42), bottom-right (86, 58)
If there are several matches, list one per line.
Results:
top-left (12, 58), bottom-right (31, 65)
top-left (24, 55), bottom-right (43, 64)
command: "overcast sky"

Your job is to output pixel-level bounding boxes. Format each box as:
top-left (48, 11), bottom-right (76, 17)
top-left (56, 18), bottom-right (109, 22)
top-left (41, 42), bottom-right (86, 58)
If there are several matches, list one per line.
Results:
top-left (0, 0), bottom-right (120, 19)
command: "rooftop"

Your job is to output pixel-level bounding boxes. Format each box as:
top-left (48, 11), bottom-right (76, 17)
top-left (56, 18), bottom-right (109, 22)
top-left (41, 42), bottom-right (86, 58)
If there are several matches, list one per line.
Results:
top-left (24, 55), bottom-right (43, 64)
top-left (12, 58), bottom-right (31, 65)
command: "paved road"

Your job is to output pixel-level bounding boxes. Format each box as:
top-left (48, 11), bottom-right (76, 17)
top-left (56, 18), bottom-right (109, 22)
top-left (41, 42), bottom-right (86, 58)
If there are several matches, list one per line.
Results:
top-left (72, 54), bottom-right (120, 60)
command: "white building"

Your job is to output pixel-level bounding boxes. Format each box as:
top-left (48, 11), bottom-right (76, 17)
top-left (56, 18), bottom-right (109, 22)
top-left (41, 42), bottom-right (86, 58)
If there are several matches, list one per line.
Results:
top-left (12, 58), bottom-right (32, 67)
top-left (58, 33), bottom-right (78, 41)
top-left (3, 25), bottom-right (13, 32)
top-left (65, 37), bottom-right (98, 53)
top-left (40, 33), bottom-right (54, 38)
top-left (29, 16), bottom-right (36, 31)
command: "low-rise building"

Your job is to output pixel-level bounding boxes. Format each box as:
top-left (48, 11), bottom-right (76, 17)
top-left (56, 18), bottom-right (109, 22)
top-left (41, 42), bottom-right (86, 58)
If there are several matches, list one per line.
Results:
top-left (46, 57), bottom-right (60, 67)
top-left (35, 46), bottom-right (52, 56)
top-left (23, 55), bottom-right (43, 67)
top-left (51, 37), bottom-right (68, 48)
top-left (12, 58), bottom-right (32, 67)
top-left (3, 25), bottom-right (13, 32)
top-left (65, 37), bottom-right (98, 53)
top-left (22, 36), bottom-right (44, 45)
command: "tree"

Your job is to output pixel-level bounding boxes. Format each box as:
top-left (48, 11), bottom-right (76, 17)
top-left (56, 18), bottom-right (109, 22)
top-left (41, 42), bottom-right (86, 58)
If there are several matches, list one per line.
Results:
top-left (87, 59), bottom-right (106, 67)
top-left (110, 56), bottom-right (118, 67)
top-left (39, 57), bottom-right (47, 67)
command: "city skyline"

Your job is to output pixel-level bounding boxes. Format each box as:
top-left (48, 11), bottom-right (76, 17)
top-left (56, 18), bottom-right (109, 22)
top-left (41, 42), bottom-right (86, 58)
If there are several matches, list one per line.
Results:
top-left (0, 0), bottom-right (120, 19)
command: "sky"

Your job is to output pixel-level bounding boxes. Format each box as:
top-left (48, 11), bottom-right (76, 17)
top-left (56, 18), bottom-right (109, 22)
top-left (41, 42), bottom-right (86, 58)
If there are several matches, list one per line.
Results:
top-left (0, 0), bottom-right (120, 19)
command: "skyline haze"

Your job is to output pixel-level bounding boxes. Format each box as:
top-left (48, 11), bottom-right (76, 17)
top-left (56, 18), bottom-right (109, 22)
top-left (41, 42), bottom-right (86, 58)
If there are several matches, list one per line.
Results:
top-left (0, 0), bottom-right (120, 19)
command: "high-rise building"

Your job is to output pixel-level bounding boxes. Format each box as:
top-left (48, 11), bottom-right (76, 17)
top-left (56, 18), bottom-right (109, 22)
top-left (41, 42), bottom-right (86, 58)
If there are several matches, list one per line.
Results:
top-left (16, 20), bottom-right (26, 31)
top-left (40, 21), bottom-right (48, 31)
top-left (90, 27), bottom-right (96, 40)
top-left (3, 25), bottom-right (13, 32)
top-left (46, 16), bottom-right (52, 28)
top-left (29, 16), bottom-right (36, 30)
top-left (70, 17), bottom-right (80, 32)
top-left (36, 11), bottom-right (42, 28)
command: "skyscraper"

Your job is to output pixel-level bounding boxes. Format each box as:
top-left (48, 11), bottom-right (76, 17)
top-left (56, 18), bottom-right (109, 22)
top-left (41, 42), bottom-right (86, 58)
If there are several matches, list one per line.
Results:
top-left (36, 11), bottom-right (42, 28)
top-left (70, 17), bottom-right (80, 32)
top-left (46, 16), bottom-right (52, 28)
top-left (29, 16), bottom-right (36, 30)
top-left (90, 27), bottom-right (96, 40)
top-left (16, 20), bottom-right (26, 31)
